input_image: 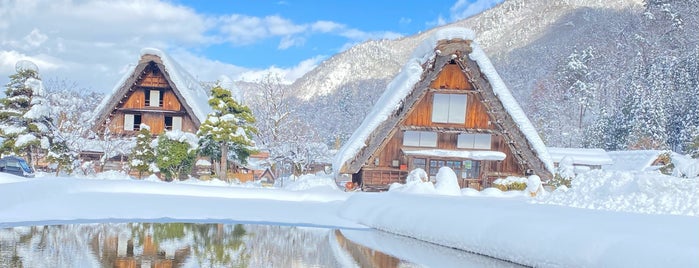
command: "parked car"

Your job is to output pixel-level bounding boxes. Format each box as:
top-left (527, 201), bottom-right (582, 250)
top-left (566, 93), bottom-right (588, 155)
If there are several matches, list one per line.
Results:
top-left (0, 156), bottom-right (35, 177)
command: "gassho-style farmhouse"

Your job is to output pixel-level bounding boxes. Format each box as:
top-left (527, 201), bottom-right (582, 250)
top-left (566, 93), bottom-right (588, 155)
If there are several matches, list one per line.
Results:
top-left (82, 27), bottom-right (660, 190)
top-left (333, 28), bottom-right (555, 190)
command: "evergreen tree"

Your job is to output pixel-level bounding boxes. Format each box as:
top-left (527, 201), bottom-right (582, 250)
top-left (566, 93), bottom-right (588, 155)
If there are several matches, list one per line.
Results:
top-left (155, 132), bottom-right (197, 181)
top-left (130, 126), bottom-right (156, 179)
top-left (45, 139), bottom-right (77, 176)
top-left (0, 64), bottom-right (56, 166)
top-left (197, 85), bottom-right (257, 181)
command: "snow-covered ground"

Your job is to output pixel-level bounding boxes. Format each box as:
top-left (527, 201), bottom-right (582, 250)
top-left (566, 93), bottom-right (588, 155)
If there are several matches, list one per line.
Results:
top-left (0, 170), bottom-right (697, 267)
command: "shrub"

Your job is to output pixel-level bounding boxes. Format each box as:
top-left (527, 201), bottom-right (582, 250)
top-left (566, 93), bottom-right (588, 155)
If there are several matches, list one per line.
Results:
top-left (549, 173), bottom-right (572, 188)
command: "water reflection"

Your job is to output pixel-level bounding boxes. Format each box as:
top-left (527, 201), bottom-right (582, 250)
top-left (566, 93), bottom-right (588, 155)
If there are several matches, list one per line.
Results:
top-left (0, 223), bottom-right (521, 268)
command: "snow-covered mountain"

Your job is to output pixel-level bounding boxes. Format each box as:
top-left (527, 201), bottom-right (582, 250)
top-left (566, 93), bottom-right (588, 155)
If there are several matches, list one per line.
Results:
top-left (286, 0), bottom-right (698, 153)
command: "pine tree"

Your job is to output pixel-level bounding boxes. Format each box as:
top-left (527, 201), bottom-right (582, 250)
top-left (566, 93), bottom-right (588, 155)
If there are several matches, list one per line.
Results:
top-left (129, 127), bottom-right (156, 179)
top-left (45, 139), bottom-right (77, 176)
top-left (0, 65), bottom-right (56, 166)
top-left (155, 132), bottom-right (197, 181)
top-left (197, 85), bottom-right (257, 181)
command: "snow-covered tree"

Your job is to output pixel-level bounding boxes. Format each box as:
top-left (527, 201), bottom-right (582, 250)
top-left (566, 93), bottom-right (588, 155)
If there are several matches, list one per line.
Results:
top-left (197, 85), bottom-right (257, 181)
top-left (45, 139), bottom-right (77, 176)
top-left (155, 131), bottom-right (198, 181)
top-left (0, 62), bottom-right (56, 166)
top-left (129, 126), bottom-right (156, 179)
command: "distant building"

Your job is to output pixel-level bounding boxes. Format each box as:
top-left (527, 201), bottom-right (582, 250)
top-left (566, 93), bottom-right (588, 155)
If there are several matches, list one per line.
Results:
top-left (333, 28), bottom-right (554, 191)
top-left (92, 48), bottom-right (211, 136)
top-left (547, 147), bottom-right (613, 173)
top-left (604, 150), bottom-right (673, 172)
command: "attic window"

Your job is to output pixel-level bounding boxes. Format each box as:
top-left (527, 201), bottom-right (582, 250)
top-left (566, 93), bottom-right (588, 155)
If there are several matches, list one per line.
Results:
top-left (403, 131), bottom-right (437, 147)
top-left (432, 93), bottom-right (467, 124)
top-left (124, 114), bottom-right (142, 131)
top-left (144, 89), bottom-right (163, 107)
top-left (165, 116), bottom-right (182, 131)
top-left (457, 133), bottom-right (491, 149)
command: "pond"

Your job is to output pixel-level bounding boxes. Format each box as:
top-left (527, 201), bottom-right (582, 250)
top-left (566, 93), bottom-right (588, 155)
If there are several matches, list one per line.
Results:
top-left (0, 223), bottom-right (523, 267)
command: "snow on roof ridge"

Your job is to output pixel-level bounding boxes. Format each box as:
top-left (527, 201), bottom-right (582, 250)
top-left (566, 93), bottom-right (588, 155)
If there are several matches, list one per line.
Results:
top-left (333, 27), bottom-right (554, 176)
top-left (140, 47), bottom-right (211, 123)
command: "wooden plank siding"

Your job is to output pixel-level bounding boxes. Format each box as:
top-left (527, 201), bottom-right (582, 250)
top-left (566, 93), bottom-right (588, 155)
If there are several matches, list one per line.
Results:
top-left (355, 61), bottom-right (529, 190)
top-left (122, 90), bottom-right (144, 109)
top-left (163, 90), bottom-right (181, 111)
top-left (138, 68), bottom-right (169, 88)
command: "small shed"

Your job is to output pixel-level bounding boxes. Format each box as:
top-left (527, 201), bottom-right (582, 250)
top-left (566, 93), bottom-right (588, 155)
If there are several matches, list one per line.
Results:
top-left (547, 147), bottom-right (613, 173)
top-left (604, 150), bottom-right (673, 172)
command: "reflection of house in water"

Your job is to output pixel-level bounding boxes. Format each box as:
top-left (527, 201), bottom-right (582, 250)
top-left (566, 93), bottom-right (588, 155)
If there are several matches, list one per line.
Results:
top-left (91, 234), bottom-right (190, 268)
top-left (334, 230), bottom-right (401, 268)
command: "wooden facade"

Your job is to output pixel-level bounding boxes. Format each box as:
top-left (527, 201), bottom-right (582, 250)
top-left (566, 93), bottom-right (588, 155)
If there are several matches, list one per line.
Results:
top-left (93, 53), bottom-right (203, 136)
top-left (337, 38), bottom-right (552, 191)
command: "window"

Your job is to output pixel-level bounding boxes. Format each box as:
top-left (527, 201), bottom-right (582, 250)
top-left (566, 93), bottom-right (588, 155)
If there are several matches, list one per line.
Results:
top-left (144, 89), bottom-right (162, 107)
top-left (457, 134), bottom-right (491, 149)
top-left (403, 131), bottom-right (437, 147)
top-left (412, 158), bottom-right (426, 171)
top-left (165, 116), bottom-right (182, 131)
top-left (431, 93), bottom-right (467, 124)
top-left (124, 114), bottom-right (142, 131)
top-left (461, 160), bottom-right (480, 179)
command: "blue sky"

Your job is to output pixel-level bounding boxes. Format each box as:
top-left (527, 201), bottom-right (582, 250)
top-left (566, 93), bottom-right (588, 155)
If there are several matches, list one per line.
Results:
top-left (0, 0), bottom-right (503, 92)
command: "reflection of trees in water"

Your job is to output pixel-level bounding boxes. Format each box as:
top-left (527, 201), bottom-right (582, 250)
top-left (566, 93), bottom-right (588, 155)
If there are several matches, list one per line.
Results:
top-left (1, 223), bottom-right (366, 268)
top-left (243, 225), bottom-right (341, 267)
top-left (191, 223), bottom-right (250, 267)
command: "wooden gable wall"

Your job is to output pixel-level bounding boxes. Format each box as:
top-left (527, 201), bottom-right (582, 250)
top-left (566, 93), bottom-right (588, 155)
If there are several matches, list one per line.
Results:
top-left (359, 61), bottom-right (529, 190)
top-left (104, 62), bottom-right (197, 136)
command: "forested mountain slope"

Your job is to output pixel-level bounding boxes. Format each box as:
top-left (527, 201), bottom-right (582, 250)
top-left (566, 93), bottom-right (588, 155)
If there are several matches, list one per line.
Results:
top-left (286, 0), bottom-right (698, 153)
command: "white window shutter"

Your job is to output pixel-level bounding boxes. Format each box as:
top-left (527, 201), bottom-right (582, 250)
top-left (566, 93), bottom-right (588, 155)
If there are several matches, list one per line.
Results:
top-left (431, 94), bottom-right (450, 123)
top-left (172, 116), bottom-right (182, 131)
top-left (124, 114), bottom-right (134, 131)
top-left (449, 94), bottom-right (467, 123)
top-left (149, 90), bottom-right (160, 107)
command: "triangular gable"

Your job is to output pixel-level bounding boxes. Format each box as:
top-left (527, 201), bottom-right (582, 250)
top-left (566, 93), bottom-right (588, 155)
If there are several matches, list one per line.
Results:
top-left (92, 48), bottom-right (211, 132)
top-left (333, 27), bottom-right (554, 179)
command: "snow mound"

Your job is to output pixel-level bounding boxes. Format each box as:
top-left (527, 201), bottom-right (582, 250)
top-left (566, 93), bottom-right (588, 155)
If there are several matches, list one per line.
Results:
top-left (534, 170), bottom-right (699, 216)
top-left (434, 167), bottom-right (461, 196)
top-left (283, 174), bottom-right (340, 191)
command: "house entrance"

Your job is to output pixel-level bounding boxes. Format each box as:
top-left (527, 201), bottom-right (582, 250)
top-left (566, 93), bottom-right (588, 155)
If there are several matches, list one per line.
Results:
top-left (410, 158), bottom-right (480, 183)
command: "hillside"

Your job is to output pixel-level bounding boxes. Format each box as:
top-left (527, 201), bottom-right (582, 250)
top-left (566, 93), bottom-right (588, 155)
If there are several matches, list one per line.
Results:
top-left (286, 0), bottom-right (698, 153)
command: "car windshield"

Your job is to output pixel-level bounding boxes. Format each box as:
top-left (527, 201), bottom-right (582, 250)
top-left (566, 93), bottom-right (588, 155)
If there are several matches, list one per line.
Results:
top-left (18, 160), bottom-right (32, 173)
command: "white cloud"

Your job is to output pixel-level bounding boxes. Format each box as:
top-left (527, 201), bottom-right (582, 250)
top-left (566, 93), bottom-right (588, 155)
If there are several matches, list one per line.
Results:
top-left (0, 0), bottom-right (404, 93)
top-left (23, 28), bottom-right (48, 48)
top-left (399, 17), bottom-right (412, 25)
top-left (219, 15), bottom-right (307, 45)
top-left (311, 21), bottom-right (344, 32)
top-left (237, 55), bottom-right (325, 84)
top-left (449, 0), bottom-right (503, 20)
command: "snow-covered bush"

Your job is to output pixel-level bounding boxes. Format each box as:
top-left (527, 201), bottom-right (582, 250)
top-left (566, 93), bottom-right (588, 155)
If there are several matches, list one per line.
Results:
top-left (492, 176), bottom-right (528, 191)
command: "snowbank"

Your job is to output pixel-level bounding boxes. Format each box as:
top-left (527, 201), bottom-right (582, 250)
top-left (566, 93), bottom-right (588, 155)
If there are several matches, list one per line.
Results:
top-left (535, 170), bottom-right (699, 216)
top-left (339, 192), bottom-right (698, 267)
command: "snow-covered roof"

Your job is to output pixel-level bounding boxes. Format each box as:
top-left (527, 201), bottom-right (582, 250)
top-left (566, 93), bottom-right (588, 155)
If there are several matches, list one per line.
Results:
top-left (604, 150), bottom-right (669, 171)
top-left (92, 48), bottom-right (211, 127)
top-left (547, 147), bottom-right (613, 166)
top-left (403, 149), bottom-right (506, 161)
top-left (333, 27), bottom-right (554, 176)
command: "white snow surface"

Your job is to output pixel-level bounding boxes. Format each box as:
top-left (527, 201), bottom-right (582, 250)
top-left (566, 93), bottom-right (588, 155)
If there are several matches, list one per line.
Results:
top-left (333, 27), bottom-right (554, 176)
top-left (403, 149), bottom-right (506, 160)
top-left (92, 48), bottom-right (212, 124)
top-left (548, 147), bottom-right (614, 166)
top-left (0, 168), bottom-right (696, 267)
top-left (605, 150), bottom-right (667, 171)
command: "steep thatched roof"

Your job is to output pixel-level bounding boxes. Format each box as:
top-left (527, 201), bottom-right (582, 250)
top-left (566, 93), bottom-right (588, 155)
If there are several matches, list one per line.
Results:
top-left (333, 27), bottom-right (554, 179)
top-left (92, 48), bottom-right (210, 132)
